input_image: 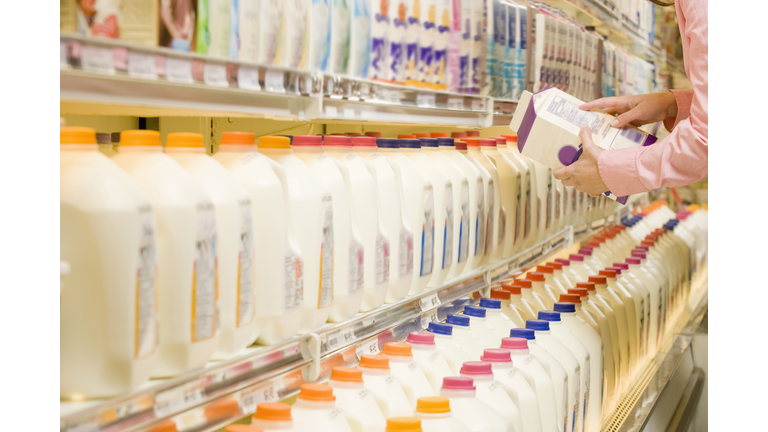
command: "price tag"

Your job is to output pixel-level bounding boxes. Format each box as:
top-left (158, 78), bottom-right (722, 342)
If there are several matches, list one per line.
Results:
top-left (165, 57), bottom-right (193, 84)
top-left (343, 106), bottom-right (356, 119)
top-left (471, 98), bottom-right (485, 111)
top-left (238, 66), bottom-right (261, 91)
top-left (324, 105), bottom-right (338, 117)
top-left (417, 92), bottom-right (437, 108)
top-left (356, 338), bottom-right (380, 358)
top-left (128, 51), bottom-right (158, 80)
top-left (447, 97), bottom-right (465, 110)
top-left (81, 44), bottom-right (114, 74)
top-left (264, 69), bottom-right (285, 93)
top-left (327, 328), bottom-right (355, 351)
top-left (420, 311), bottom-right (440, 328)
top-left (204, 62), bottom-right (228, 87)
top-left (239, 381), bottom-right (279, 413)
top-left (153, 380), bottom-right (206, 418)
top-left (420, 293), bottom-right (441, 311)
top-left (60, 41), bottom-right (68, 69)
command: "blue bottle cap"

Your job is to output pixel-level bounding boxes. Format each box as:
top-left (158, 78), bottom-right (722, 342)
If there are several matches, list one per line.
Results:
top-left (376, 138), bottom-right (399, 148)
top-left (509, 328), bottom-right (535, 340)
top-left (538, 310), bottom-right (561, 322)
top-left (437, 137), bottom-right (455, 147)
top-left (553, 302), bottom-right (576, 313)
top-left (479, 298), bottom-right (502, 310)
top-left (446, 314), bottom-right (471, 327)
top-left (526, 319), bottom-right (551, 331)
top-left (463, 306), bottom-right (487, 318)
top-left (399, 139), bottom-right (421, 148)
top-left (419, 138), bottom-right (439, 147)
top-left (427, 322), bottom-right (453, 336)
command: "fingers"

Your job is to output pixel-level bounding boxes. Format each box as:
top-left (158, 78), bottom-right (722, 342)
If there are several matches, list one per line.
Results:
top-left (579, 97), bottom-right (622, 111)
top-left (579, 125), bottom-right (595, 148)
top-left (610, 110), bottom-right (642, 128)
top-left (553, 165), bottom-right (574, 181)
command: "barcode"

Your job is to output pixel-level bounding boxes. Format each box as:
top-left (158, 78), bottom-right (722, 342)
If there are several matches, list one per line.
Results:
top-left (619, 127), bottom-right (644, 144)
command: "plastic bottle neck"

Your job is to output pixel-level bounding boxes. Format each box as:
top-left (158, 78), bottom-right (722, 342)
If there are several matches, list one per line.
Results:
top-left (358, 366), bottom-right (391, 377)
top-left (259, 148), bottom-right (292, 156)
top-left (323, 145), bottom-right (353, 155)
top-left (328, 379), bottom-right (364, 390)
top-left (292, 146), bottom-right (324, 156)
top-left (440, 388), bottom-right (476, 399)
top-left (295, 398), bottom-right (337, 411)
top-left (460, 373), bottom-right (493, 382)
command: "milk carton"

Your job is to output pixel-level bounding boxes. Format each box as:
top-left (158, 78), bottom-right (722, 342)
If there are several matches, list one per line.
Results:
top-left (433, 0), bottom-right (452, 90)
top-left (236, 0), bottom-right (260, 61)
top-left (284, 0), bottom-right (310, 68)
top-left (258, 0), bottom-right (285, 65)
top-left (509, 87), bottom-right (658, 204)
top-left (310, 0), bottom-right (332, 71)
top-left (514, 3), bottom-right (528, 100)
top-left (502, 2), bottom-right (515, 99)
top-left (329, 0), bottom-right (351, 74)
top-left (405, 0), bottom-right (422, 86)
top-left (197, 0), bottom-right (230, 56)
top-left (469, 0), bottom-right (486, 94)
top-left (490, 0), bottom-right (506, 98)
top-left (389, 0), bottom-right (409, 83)
top-left (370, 0), bottom-right (390, 80)
top-left (418, 0), bottom-right (437, 87)
top-left (350, 0), bottom-right (371, 78)
top-left (458, 0), bottom-right (472, 92)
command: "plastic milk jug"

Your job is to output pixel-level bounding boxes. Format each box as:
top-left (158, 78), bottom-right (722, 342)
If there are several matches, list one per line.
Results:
top-left (489, 289), bottom-right (526, 328)
top-left (481, 138), bottom-right (523, 259)
top-left (406, 332), bottom-right (455, 393)
top-left (292, 384), bottom-right (353, 432)
top-left (495, 136), bottom-right (534, 250)
top-left (460, 362), bottom-right (524, 432)
top-left (455, 140), bottom-right (494, 268)
top-left (481, 349), bottom-right (543, 432)
top-left (414, 397), bottom-right (471, 432)
top-left (425, 322), bottom-right (472, 374)
top-left (500, 283), bottom-right (538, 323)
top-left (477, 298), bottom-right (517, 338)
top-left (439, 377), bottom-right (510, 432)
top-left (445, 314), bottom-right (486, 360)
top-left (329, 367), bottom-right (387, 432)
top-left (358, 355), bottom-right (413, 418)
top-left (251, 402), bottom-right (296, 431)
top-left (464, 138), bottom-right (504, 263)
top-left (501, 134), bottom-right (540, 248)
top-left (381, 343), bottom-right (435, 408)
top-left (462, 306), bottom-right (503, 349)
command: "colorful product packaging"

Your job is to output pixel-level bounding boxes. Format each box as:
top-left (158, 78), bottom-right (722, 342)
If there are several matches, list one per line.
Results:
top-left (329, 0), bottom-right (351, 75)
top-left (284, 0), bottom-right (310, 68)
top-left (433, 0), bottom-right (452, 90)
top-left (388, 0), bottom-right (408, 83)
top-left (418, 0), bottom-right (436, 87)
top-left (258, 0), bottom-right (284, 65)
top-left (369, 0), bottom-right (389, 80)
top-left (311, 0), bottom-right (332, 71)
top-left (197, 0), bottom-right (230, 56)
top-left (349, 0), bottom-right (371, 78)
top-left (61, 0), bottom-right (159, 47)
top-left (469, 0), bottom-right (486, 94)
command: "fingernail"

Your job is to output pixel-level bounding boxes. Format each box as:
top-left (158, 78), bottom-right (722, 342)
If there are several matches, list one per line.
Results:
top-left (581, 124), bottom-right (589, 129)
top-left (610, 119), bottom-right (619, 127)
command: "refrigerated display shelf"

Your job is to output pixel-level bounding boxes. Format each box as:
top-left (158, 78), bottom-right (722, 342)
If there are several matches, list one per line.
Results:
top-left (60, 202), bottom-right (635, 432)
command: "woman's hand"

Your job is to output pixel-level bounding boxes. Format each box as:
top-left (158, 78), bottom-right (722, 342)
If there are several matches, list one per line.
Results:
top-left (579, 91), bottom-right (678, 128)
top-left (553, 125), bottom-right (609, 197)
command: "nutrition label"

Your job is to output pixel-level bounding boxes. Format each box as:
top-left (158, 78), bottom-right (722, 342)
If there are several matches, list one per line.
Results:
top-left (135, 205), bottom-right (157, 359)
top-left (442, 186), bottom-right (454, 270)
top-left (475, 182), bottom-right (485, 258)
top-left (458, 183), bottom-right (470, 263)
top-left (284, 251), bottom-right (303, 311)
top-left (237, 200), bottom-right (255, 327)
top-left (318, 199), bottom-right (334, 308)
top-left (420, 190), bottom-right (435, 277)
top-left (398, 227), bottom-right (413, 278)
top-left (192, 203), bottom-right (217, 342)
top-left (348, 239), bottom-right (364, 294)
top-left (375, 234), bottom-right (390, 286)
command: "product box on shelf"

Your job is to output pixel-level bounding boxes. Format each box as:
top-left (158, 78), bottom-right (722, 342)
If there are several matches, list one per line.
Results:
top-left (369, 0), bottom-right (390, 80)
top-left (510, 88), bottom-right (658, 204)
top-left (196, 0), bottom-right (230, 56)
top-left (418, 0), bottom-right (437, 87)
top-left (61, 0), bottom-right (159, 47)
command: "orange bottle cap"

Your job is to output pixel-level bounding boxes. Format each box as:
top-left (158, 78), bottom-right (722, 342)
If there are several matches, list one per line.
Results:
top-left (204, 398), bottom-right (241, 421)
top-left (515, 279), bottom-right (533, 288)
top-left (599, 270), bottom-right (617, 279)
top-left (146, 420), bottom-right (178, 432)
top-left (560, 293), bottom-right (582, 303)
top-left (413, 133), bottom-right (431, 138)
top-left (501, 284), bottom-right (521, 295)
top-left (464, 138), bottom-right (480, 147)
top-left (415, 397), bottom-right (451, 414)
top-left (253, 402), bottom-right (292, 421)
top-left (330, 366), bottom-right (364, 383)
top-left (568, 288), bottom-right (589, 298)
top-left (490, 289), bottom-right (511, 300)
top-left (298, 383), bottom-right (335, 402)
top-left (386, 417), bottom-right (422, 432)
top-left (536, 265), bottom-right (554, 274)
top-left (359, 354), bottom-right (390, 370)
top-left (120, 130), bottom-right (161, 146)
top-left (576, 282), bottom-right (596, 291)
top-left (429, 132), bottom-right (448, 138)
top-left (382, 342), bottom-right (413, 357)
top-left (588, 275), bottom-right (607, 285)
top-left (60, 126), bottom-right (97, 144)
top-left (225, 425), bottom-right (263, 432)
top-left (259, 136), bottom-right (291, 149)
top-left (527, 272), bottom-right (545, 282)
top-left (220, 131), bottom-right (256, 145)
top-left (547, 261), bottom-right (563, 270)
top-left (398, 134), bottom-right (416, 139)
top-left (166, 132), bottom-right (204, 148)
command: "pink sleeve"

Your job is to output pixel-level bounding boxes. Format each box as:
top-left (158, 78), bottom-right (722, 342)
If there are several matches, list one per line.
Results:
top-left (597, 0), bottom-right (708, 197)
top-left (663, 89), bottom-right (694, 132)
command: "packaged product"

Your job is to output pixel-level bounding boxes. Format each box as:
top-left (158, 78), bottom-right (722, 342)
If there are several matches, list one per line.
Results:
top-left (61, 0), bottom-right (159, 47)
top-left (469, 0), bottom-right (486, 94)
top-left (258, 0), bottom-right (284, 65)
top-left (196, 0), bottom-right (230, 56)
top-left (329, 0), bottom-right (351, 74)
top-left (284, 0), bottom-right (310, 68)
top-left (433, 0), bottom-right (451, 90)
top-left (418, 0), bottom-right (436, 87)
top-left (349, 0), bottom-right (371, 78)
top-left (405, 0), bottom-right (421, 85)
top-left (158, 0), bottom-right (197, 51)
top-left (310, 0), bottom-right (332, 71)
top-left (389, 0), bottom-right (409, 83)
top-left (369, 0), bottom-right (390, 80)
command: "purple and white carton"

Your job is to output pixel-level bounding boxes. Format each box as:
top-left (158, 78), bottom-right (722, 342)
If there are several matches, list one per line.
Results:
top-left (509, 88), bottom-right (658, 205)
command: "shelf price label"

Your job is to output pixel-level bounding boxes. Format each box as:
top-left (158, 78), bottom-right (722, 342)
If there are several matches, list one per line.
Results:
top-left (264, 69), bottom-right (285, 93)
top-left (378, 88), bottom-right (401, 105)
top-left (153, 379), bottom-right (206, 418)
top-left (327, 328), bottom-right (355, 351)
top-left (81, 44), bottom-right (114, 74)
top-left (239, 380), bottom-right (280, 413)
top-left (166, 57), bottom-right (194, 84)
top-left (419, 293), bottom-right (441, 312)
top-left (204, 62), bottom-right (228, 87)
top-left (471, 99), bottom-right (485, 111)
top-left (447, 97), bottom-right (465, 110)
top-left (356, 338), bottom-right (380, 358)
top-left (420, 311), bottom-right (440, 329)
top-left (60, 41), bottom-right (68, 69)
top-left (417, 92), bottom-right (437, 108)
top-left (128, 51), bottom-right (158, 80)
top-left (238, 66), bottom-right (261, 91)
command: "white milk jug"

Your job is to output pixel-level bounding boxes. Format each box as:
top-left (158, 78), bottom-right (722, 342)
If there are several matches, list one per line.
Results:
top-left (481, 138), bottom-right (523, 259)
top-left (481, 348), bottom-right (543, 432)
top-left (292, 384), bottom-right (353, 432)
top-left (460, 361), bottom-right (524, 432)
top-left (414, 397), bottom-right (471, 432)
top-left (439, 377), bottom-right (510, 432)
top-left (478, 298), bottom-right (517, 338)
top-left (425, 322), bottom-right (472, 374)
top-left (329, 367), bottom-right (387, 432)
top-left (462, 306), bottom-right (503, 349)
top-left (380, 342), bottom-right (435, 408)
top-left (455, 141), bottom-right (495, 268)
top-left (358, 355), bottom-right (413, 417)
top-left (444, 314), bottom-right (487, 360)
top-left (501, 134), bottom-right (540, 249)
top-left (464, 139), bottom-right (504, 264)
top-left (489, 289), bottom-right (526, 328)
top-left (405, 332), bottom-right (455, 393)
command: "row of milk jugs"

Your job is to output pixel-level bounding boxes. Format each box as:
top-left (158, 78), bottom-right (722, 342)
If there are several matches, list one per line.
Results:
top-left (61, 128), bottom-right (614, 399)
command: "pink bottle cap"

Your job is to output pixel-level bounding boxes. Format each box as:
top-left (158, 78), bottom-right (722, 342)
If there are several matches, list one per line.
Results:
top-left (579, 245), bottom-right (594, 251)
top-left (555, 259), bottom-right (571, 266)
top-left (351, 136), bottom-right (377, 147)
top-left (442, 376), bottom-right (475, 390)
top-left (569, 254), bottom-right (585, 262)
top-left (465, 131), bottom-right (480, 137)
top-left (492, 137), bottom-right (505, 146)
top-left (406, 331), bottom-right (435, 346)
top-left (613, 262), bottom-right (629, 270)
top-left (635, 246), bottom-right (650, 252)
top-left (292, 136), bottom-right (322, 146)
top-left (364, 131), bottom-right (382, 138)
top-left (606, 267), bottom-right (623, 275)
top-left (500, 337), bottom-right (528, 350)
top-left (454, 141), bottom-right (468, 150)
top-left (631, 251), bottom-right (647, 259)
top-left (460, 361), bottom-right (493, 376)
top-left (626, 258), bottom-right (642, 265)
top-left (481, 349), bottom-right (512, 363)
top-left (323, 135), bottom-right (352, 146)
top-left (578, 248), bottom-right (593, 256)
top-left (479, 138), bottom-right (496, 147)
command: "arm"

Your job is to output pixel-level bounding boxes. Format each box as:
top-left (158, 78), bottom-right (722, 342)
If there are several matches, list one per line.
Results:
top-left (598, 0), bottom-right (708, 196)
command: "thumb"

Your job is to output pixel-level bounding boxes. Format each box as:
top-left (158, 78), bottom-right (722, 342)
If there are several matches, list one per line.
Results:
top-left (610, 110), bottom-right (639, 128)
top-left (579, 125), bottom-right (596, 149)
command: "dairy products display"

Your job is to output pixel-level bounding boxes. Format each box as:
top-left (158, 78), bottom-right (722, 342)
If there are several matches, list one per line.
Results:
top-left (251, 402), bottom-right (295, 431)
top-left (329, 367), bottom-right (388, 432)
top-left (439, 377), bottom-right (510, 432)
top-left (359, 355), bottom-right (413, 418)
top-left (405, 332), bottom-right (454, 393)
top-left (481, 348), bottom-right (543, 432)
top-left (380, 342), bottom-right (434, 409)
top-left (413, 397), bottom-right (470, 432)
top-left (460, 361), bottom-right (524, 432)
top-left (292, 384), bottom-right (353, 432)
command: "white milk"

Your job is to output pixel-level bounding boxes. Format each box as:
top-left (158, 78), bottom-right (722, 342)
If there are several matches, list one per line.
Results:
top-left (353, 137), bottom-right (412, 303)
top-left (481, 138), bottom-right (522, 259)
top-left (400, 139), bottom-right (452, 288)
top-left (554, 301), bottom-right (605, 432)
top-left (496, 135), bottom-right (534, 249)
top-left (611, 263), bottom-right (651, 363)
top-left (555, 258), bottom-right (585, 285)
top-left (358, 355), bottom-right (413, 417)
top-left (537, 265), bottom-right (568, 296)
top-left (477, 298), bottom-right (517, 338)
top-left (445, 314), bottom-right (486, 360)
top-left (527, 272), bottom-right (560, 310)
top-left (61, 127), bottom-right (157, 398)
top-left (489, 289), bottom-right (526, 328)
top-left (421, 322), bottom-right (468, 371)
top-left (164, 133), bottom-right (257, 360)
top-left (526, 320), bottom-right (582, 432)
top-left (377, 139), bottom-right (433, 296)
top-left (406, 332), bottom-right (455, 394)
top-left (259, 137), bottom-right (333, 333)
top-left (481, 349), bottom-right (543, 432)
top-left (501, 135), bottom-right (540, 248)
top-left (548, 261), bottom-right (576, 291)
top-left (236, 0), bottom-right (260, 62)
top-left (292, 383), bottom-right (353, 432)
top-left (501, 283), bottom-right (539, 323)
top-left (414, 396), bottom-right (471, 432)
top-left (501, 337), bottom-right (561, 432)
top-left (568, 255), bottom-right (597, 282)
top-left (464, 139), bottom-right (503, 264)
top-left (324, 136), bottom-right (390, 311)
top-left (456, 141), bottom-right (494, 268)
top-left (601, 269), bottom-right (641, 375)
top-left (212, 132), bottom-right (302, 346)
top-left (517, 279), bottom-right (549, 313)
top-left (422, 139), bottom-right (470, 280)
top-left (625, 257), bottom-right (663, 357)
top-left (329, 367), bottom-right (387, 432)
top-left (251, 402), bottom-right (297, 431)
top-left (380, 342), bottom-right (435, 408)
top-left (462, 306), bottom-right (502, 349)
top-left (438, 139), bottom-right (485, 274)
top-left (589, 275), bottom-right (630, 392)
top-left (580, 283), bottom-right (622, 402)
top-left (112, 130), bottom-right (218, 378)
top-left (292, 136), bottom-right (364, 323)
top-left (461, 361), bottom-right (524, 432)
top-left (439, 377), bottom-right (509, 432)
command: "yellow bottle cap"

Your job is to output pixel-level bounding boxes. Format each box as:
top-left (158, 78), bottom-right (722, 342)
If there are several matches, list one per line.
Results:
top-left (258, 136), bottom-right (291, 149)
top-left (166, 132), bottom-right (204, 148)
top-left (120, 130), bottom-right (161, 146)
top-left (60, 126), bottom-right (97, 144)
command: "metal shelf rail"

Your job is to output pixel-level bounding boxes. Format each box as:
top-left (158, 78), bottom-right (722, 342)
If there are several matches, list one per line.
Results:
top-left (60, 203), bottom-right (634, 432)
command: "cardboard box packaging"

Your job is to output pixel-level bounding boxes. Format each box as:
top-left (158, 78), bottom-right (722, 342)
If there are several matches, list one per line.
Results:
top-left (61, 0), bottom-right (158, 47)
top-left (509, 87), bottom-right (657, 204)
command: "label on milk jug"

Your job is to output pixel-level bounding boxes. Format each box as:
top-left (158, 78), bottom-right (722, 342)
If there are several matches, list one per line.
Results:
top-left (375, 233), bottom-right (390, 286)
top-left (485, 180), bottom-right (495, 255)
top-left (192, 203), bottom-right (217, 342)
top-left (583, 356), bottom-right (591, 432)
top-left (546, 174), bottom-right (553, 230)
top-left (573, 364), bottom-right (581, 432)
top-left (349, 239), bottom-right (364, 294)
top-left (458, 182), bottom-right (470, 263)
top-left (475, 182), bottom-right (485, 257)
top-left (442, 184), bottom-right (453, 269)
top-left (498, 206), bottom-right (506, 247)
top-left (135, 205), bottom-right (157, 359)
top-left (237, 199), bottom-right (255, 327)
top-left (420, 189), bottom-right (435, 277)
top-left (399, 227), bottom-right (413, 278)
top-left (284, 250), bottom-right (303, 311)
top-left (318, 197), bottom-right (334, 308)
top-left (515, 172), bottom-right (522, 245)
top-left (525, 174), bottom-right (532, 240)
top-left (562, 379), bottom-right (569, 432)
